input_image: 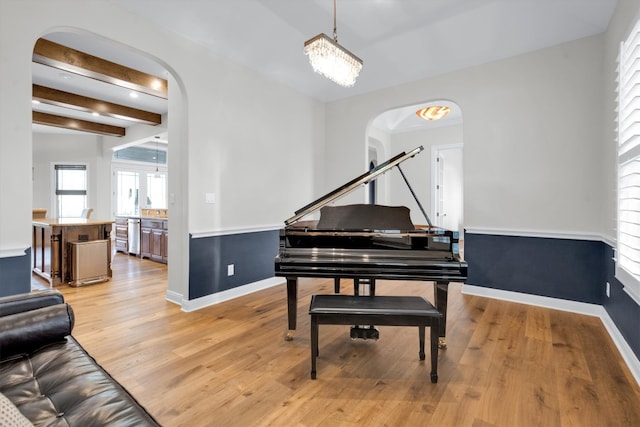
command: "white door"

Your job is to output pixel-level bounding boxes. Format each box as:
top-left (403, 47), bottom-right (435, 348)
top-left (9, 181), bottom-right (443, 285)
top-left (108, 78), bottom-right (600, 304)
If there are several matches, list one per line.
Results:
top-left (433, 145), bottom-right (463, 232)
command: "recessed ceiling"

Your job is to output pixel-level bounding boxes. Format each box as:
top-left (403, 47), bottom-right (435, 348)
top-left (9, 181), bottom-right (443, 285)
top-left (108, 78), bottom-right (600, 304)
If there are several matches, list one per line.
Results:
top-left (113, 0), bottom-right (617, 103)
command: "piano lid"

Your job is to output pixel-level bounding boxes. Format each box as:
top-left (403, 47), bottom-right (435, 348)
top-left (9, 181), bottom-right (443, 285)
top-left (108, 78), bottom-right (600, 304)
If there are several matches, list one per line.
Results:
top-left (285, 146), bottom-right (424, 225)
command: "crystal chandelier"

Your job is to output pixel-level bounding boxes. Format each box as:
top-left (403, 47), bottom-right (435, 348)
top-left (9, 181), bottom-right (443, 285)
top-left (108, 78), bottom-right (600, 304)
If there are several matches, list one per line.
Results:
top-left (304, 0), bottom-right (363, 87)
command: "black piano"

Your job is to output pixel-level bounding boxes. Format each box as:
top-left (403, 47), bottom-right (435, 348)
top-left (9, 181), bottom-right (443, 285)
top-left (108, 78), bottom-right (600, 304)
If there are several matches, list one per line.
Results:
top-left (275, 146), bottom-right (468, 343)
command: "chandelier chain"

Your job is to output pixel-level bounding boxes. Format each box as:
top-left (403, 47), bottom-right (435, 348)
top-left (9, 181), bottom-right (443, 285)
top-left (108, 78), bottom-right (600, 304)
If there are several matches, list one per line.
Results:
top-left (333, 0), bottom-right (338, 42)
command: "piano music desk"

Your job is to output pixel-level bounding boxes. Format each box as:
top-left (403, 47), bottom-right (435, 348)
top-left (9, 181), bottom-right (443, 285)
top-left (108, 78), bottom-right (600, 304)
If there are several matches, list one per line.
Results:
top-left (309, 294), bottom-right (442, 383)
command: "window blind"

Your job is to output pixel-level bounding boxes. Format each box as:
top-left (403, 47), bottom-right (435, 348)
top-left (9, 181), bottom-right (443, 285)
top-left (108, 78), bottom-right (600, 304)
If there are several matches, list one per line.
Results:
top-left (55, 164), bottom-right (87, 195)
top-left (617, 18), bottom-right (640, 305)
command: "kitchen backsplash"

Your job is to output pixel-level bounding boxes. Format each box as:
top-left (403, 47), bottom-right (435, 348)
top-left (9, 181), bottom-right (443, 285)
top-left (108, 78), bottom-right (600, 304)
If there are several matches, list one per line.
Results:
top-left (141, 208), bottom-right (168, 218)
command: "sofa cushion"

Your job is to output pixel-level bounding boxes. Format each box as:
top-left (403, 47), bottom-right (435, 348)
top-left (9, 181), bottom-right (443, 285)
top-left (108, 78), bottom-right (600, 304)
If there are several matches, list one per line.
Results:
top-left (0, 304), bottom-right (74, 361)
top-left (0, 392), bottom-right (33, 427)
top-left (0, 337), bottom-right (159, 426)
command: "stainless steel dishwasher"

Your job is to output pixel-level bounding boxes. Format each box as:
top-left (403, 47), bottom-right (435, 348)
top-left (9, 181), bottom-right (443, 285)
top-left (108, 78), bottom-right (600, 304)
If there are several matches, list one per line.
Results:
top-left (127, 217), bottom-right (141, 255)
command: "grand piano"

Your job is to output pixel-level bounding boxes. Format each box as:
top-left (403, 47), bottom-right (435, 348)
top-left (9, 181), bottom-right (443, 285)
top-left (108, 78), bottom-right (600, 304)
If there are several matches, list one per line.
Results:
top-left (275, 146), bottom-right (468, 344)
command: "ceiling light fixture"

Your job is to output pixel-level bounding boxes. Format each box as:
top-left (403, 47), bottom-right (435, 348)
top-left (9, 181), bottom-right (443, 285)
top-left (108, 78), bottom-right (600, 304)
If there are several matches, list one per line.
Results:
top-left (416, 106), bottom-right (451, 121)
top-left (304, 0), bottom-right (362, 87)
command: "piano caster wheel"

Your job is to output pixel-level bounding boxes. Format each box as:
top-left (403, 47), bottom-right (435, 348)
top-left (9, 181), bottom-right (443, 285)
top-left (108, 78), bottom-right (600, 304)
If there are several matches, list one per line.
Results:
top-left (438, 337), bottom-right (447, 349)
top-left (430, 373), bottom-right (438, 383)
top-left (284, 330), bottom-right (295, 341)
top-left (350, 326), bottom-right (379, 340)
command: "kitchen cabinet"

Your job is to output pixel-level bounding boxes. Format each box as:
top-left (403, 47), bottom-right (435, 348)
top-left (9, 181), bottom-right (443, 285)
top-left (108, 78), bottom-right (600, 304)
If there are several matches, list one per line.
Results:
top-left (114, 217), bottom-right (128, 253)
top-left (140, 218), bottom-right (167, 263)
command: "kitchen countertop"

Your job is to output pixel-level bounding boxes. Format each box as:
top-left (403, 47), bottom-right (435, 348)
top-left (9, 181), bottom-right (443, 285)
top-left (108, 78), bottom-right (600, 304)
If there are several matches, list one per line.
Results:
top-left (33, 218), bottom-right (115, 226)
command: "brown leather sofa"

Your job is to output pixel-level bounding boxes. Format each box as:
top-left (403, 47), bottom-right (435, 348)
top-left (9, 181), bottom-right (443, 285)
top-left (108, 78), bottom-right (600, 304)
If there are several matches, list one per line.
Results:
top-left (0, 290), bottom-right (160, 426)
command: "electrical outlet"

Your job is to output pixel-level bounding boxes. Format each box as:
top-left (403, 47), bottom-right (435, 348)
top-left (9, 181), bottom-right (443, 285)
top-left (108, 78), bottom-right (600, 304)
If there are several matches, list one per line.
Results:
top-left (227, 264), bottom-right (234, 276)
top-left (606, 282), bottom-right (610, 298)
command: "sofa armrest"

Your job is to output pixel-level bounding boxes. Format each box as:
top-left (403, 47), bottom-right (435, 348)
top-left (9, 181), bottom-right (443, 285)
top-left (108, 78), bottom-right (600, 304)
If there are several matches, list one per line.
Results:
top-left (0, 303), bottom-right (74, 361)
top-left (0, 290), bottom-right (64, 318)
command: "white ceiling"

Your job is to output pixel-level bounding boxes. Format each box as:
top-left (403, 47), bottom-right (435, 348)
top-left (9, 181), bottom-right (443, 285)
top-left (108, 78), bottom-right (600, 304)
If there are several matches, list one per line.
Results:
top-left (112, 0), bottom-right (617, 102)
top-left (32, 0), bottom-right (617, 135)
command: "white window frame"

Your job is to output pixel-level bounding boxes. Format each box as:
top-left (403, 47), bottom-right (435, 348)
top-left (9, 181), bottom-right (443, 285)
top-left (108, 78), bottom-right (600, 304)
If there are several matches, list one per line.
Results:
top-left (616, 17), bottom-right (640, 306)
top-left (50, 162), bottom-right (89, 218)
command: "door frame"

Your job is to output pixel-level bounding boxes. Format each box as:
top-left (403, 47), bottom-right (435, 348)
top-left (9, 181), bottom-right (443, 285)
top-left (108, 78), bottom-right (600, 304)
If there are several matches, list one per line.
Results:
top-left (430, 143), bottom-right (463, 231)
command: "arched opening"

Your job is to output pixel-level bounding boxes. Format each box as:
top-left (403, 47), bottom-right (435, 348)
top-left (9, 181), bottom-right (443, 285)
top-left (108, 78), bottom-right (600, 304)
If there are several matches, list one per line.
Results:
top-left (367, 100), bottom-right (463, 233)
top-left (30, 29), bottom-right (187, 302)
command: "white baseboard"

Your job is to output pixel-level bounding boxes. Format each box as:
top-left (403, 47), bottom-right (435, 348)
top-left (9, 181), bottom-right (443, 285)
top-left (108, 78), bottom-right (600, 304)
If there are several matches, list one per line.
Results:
top-left (462, 284), bottom-right (640, 387)
top-left (165, 289), bottom-right (183, 306)
top-left (179, 277), bottom-right (286, 312)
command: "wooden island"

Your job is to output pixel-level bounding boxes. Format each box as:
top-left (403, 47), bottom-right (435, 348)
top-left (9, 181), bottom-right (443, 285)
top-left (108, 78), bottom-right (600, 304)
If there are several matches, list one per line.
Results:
top-left (32, 218), bottom-right (113, 286)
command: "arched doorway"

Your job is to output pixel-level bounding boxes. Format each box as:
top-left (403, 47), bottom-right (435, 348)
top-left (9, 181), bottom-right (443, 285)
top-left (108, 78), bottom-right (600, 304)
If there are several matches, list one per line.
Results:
top-left (30, 30), bottom-right (187, 301)
top-left (367, 100), bottom-right (463, 231)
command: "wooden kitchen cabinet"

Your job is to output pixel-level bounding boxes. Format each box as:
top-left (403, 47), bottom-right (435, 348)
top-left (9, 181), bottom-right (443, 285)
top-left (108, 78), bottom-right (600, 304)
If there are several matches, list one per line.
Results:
top-left (140, 226), bottom-right (151, 259)
top-left (140, 218), bottom-right (167, 264)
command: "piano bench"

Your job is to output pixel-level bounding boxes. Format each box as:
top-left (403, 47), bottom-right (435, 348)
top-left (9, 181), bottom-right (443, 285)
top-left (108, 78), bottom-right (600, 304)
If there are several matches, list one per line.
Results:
top-left (308, 294), bottom-right (442, 383)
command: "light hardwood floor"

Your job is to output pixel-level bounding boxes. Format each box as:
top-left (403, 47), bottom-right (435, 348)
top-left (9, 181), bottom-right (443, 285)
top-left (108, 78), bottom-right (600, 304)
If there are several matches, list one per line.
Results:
top-left (33, 251), bottom-right (640, 427)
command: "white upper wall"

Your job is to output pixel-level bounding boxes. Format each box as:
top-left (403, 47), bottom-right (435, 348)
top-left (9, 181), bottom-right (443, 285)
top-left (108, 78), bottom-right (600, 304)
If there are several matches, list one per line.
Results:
top-left (325, 34), bottom-right (606, 236)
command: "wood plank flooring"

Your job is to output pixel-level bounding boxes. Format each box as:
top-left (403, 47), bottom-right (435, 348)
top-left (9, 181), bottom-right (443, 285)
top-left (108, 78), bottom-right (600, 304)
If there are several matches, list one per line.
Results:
top-left (34, 251), bottom-right (640, 427)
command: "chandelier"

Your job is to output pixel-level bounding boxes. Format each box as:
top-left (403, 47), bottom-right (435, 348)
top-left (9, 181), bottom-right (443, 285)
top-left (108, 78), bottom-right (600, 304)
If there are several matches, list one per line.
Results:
top-left (304, 0), bottom-right (362, 87)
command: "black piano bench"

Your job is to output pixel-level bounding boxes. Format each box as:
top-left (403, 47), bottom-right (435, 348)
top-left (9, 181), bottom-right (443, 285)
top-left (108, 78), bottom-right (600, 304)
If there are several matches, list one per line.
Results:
top-left (308, 294), bottom-right (442, 383)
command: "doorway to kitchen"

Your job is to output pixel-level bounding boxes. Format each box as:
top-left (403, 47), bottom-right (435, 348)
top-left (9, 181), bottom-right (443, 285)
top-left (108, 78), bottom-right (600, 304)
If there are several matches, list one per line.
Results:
top-left (31, 29), bottom-right (176, 293)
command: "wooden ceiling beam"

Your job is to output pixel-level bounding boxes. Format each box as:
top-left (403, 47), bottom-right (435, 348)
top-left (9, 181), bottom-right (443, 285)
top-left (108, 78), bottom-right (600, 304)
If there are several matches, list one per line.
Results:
top-left (33, 38), bottom-right (168, 99)
top-left (33, 111), bottom-right (126, 137)
top-left (33, 84), bottom-right (162, 125)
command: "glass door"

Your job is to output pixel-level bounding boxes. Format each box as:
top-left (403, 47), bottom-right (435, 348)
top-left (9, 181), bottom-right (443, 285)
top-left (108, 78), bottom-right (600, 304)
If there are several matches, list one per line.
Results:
top-left (115, 170), bottom-right (140, 216)
top-left (113, 167), bottom-right (167, 216)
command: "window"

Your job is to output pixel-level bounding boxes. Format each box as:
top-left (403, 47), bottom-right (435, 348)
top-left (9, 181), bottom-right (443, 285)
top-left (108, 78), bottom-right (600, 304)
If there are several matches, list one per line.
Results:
top-left (617, 18), bottom-right (640, 305)
top-left (115, 171), bottom-right (140, 216)
top-left (55, 164), bottom-right (87, 218)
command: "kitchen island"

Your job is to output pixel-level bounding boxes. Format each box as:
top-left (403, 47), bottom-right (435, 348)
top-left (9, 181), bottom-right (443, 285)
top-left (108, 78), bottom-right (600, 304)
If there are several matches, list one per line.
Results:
top-left (32, 218), bottom-right (113, 286)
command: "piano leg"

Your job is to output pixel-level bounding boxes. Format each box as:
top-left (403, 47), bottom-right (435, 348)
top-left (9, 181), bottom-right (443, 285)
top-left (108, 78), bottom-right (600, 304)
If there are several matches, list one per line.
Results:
top-left (285, 277), bottom-right (298, 341)
top-left (434, 281), bottom-right (449, 349)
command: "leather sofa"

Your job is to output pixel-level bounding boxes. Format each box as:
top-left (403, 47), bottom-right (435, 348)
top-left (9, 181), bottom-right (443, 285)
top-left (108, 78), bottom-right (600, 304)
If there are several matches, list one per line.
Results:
top-left (0, 290), bottom-right (160, 426)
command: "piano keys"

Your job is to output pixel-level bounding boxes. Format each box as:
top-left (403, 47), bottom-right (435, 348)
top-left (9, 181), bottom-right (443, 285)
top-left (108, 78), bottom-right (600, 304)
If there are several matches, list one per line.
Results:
top-left (274, 146), bottom-right (468, 343)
